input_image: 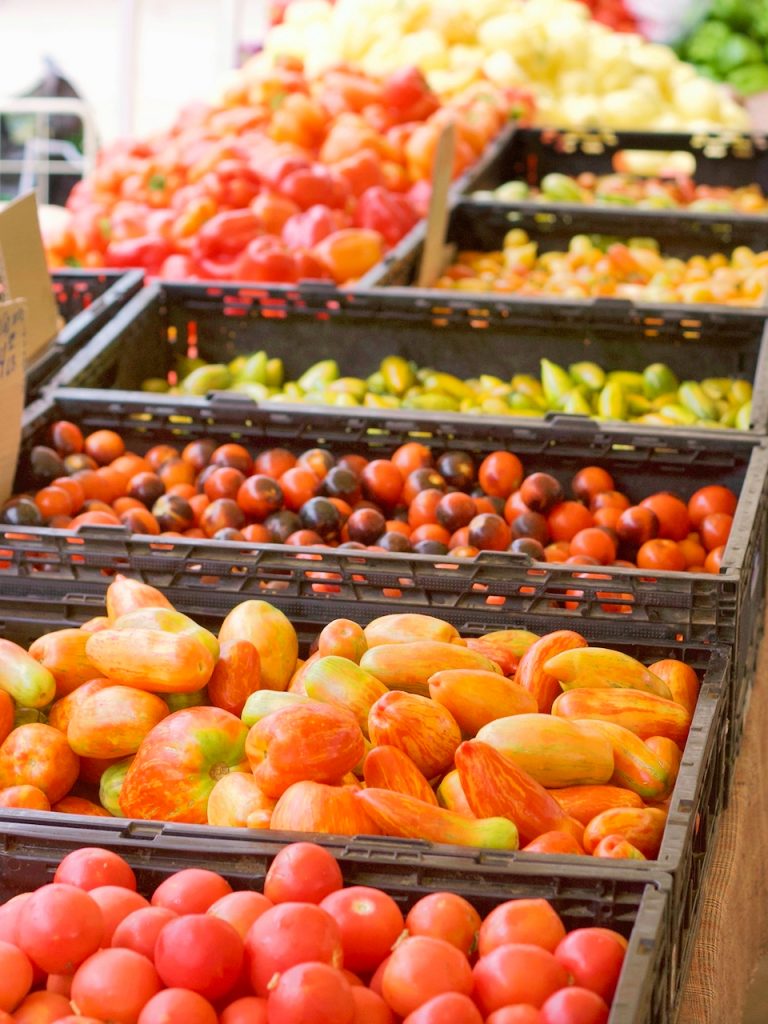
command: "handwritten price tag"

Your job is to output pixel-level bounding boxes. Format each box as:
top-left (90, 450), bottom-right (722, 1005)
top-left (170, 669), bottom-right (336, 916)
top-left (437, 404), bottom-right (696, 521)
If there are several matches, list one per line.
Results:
top-left (0, 299), bottom-right (27, 502)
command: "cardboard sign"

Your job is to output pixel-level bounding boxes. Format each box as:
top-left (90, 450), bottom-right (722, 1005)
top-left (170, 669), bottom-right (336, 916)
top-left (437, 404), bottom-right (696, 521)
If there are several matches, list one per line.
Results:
top-left (0, 193), bottom-right (59, 363)
top-left (417, 122), bottom-right (457, 289)
top-left (0, 299), bottom-right (26, 502)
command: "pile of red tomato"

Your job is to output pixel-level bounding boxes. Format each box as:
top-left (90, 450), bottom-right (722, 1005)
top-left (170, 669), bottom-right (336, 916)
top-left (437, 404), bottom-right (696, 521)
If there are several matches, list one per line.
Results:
top-left (0, 842), bottom-right (627, 1024)
top-left (10, 423), bottom-right (738, 577)
top-left (45, 58), bottom-right (532, 283)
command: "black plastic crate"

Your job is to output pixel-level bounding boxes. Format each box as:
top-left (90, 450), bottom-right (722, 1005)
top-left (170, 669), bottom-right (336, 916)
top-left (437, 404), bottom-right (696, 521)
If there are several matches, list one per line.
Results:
top-left (463, 127), bottom-right (768, 202)
top-left (25, 268), bottom-right (144, 400)
top-left (0, 816), bottom-right (672, 1024)
top-left (0, 629), bottom-right (725, 1021)
top-left (364, 200), bottom-right (768, 309)
top-left (46, 280), bottom-right (768, 434)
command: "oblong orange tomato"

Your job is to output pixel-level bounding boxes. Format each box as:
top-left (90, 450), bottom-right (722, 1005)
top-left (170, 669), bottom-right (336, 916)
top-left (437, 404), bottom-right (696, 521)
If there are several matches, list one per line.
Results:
top-left (318, 619), bottom-right (367, 662)
top-left (0, 723), bottom-right (79, 804)
top-left (428, 669), bottom-right (537, 736)
top-left (48, 678), bottom-right (115, 734)
top-left (548, 785), bottom-right (644, 826)
top-left (106, 575), bottom-right (174, 621)
top-left (218, 601), bottom-right (298, 692)
top-left (29, 629), bottom-right (96, 697)
top-left (0, 691), bottom-right (13, 746)
top-left (368, 690), bottom-right (461, 779)
top-left (208, 640), bottom-right (262, 717)
top-left (363, 745), bottom-right (438, 806)
top-left (67, 686), bottom-right (170, 759)
top-left (0, 785), bottom-right (51, 811)
top-left (112, 608), bottom-right (219, 661)
top-left (583, 807), bottom-right (667, 859)
top-left (522, 831), bottom-right (585, 855)
top-left (271, 780), bottom-right (381, 837)
top-left (85, 628), bottom-right (215, 693)
top-left (53, 796), bottom-right (113, 817)
top-left (648, 660), bottom-right (700, 716)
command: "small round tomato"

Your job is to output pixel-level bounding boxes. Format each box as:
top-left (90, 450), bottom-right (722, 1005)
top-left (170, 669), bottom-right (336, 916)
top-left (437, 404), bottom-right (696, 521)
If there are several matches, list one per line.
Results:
top-left (321, 886), bottom-right (405, 975)
top-left (639, 494), bottom-right (689, 541)
top-left (391, 443), bottom-right (433, 478)
top-left (381, 936), bottom-right (473, 1017)
top-left (245, 902), bottom-right (343, 997)
top-left (478, 452), bottom-right (524, 499)
top-left (361, 460), bottom-right (403, 509)
top-left (408, 488), bottom-right (443, 528)
top-left (266, 962), bottom-right (354, 1024)
top-left (71, 948), bottom-right (161, 1024)
top-left (569, 528), bottom-right (616, 566)
top-left (402, 992), bottom-right (483, 1023)
top-left (615, 506), bottom-right (658, 548)
top-left (473, 944), bottom-right (568, 1014)
top-left (699, 512), bottom-right (732, 552)
top-left (87, 887), bottom-right (149, 945)
top-left (704, 545), bottom-right (725, 573)
top-left (478, 900), bottom-right (566, 957)
top-left (220, 996), bottom-right (269, 1024)
top-left (636, 539), bottom-right (686, 572)
top-left (280, 467), bottom-right (320, 511)
top-left (111, 907), bottom-right (177, 960)
top-left (264, 842), bottom-right (343, 905)
top-left (351, 987), bottom-right (394, 1024)
top-left (554, 928), bottom-right (626, 1003)
top-left (0, 940), bottom-right (33, 1011)
top-left (687, 485), bottom-right (737, 529)
top-left (18, 884), bottom-right (103, 974)
top-left (154, 915), bottom-right (243, 1001)
top-left (540, 986), bottom-right (609, 1024)
top-left (151, 869), bottom-right (233, 914)
top-left (203, 467), bottom-right (247, 502)
top-left (589, 490), bottom-right (630, 513)
top-left (210, 444), bottom-right (253, 476)
top-left (84, 430), bottom-right (125, 465)
top-left (571, 467), bottom-right (614, 504)
top-left (547, 502), bottom-right (593, 543)
top-left (207, 891), bottom-right (273, 939)
top-left (405, 893), bottom-right (481, 956)
top-left (255, 448), bottom-right (296, 478)
top-left (137, 988), bottom-right (218, 1024)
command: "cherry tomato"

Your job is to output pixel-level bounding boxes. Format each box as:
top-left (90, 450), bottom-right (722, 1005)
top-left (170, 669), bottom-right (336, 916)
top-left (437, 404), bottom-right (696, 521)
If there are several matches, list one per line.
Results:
top-left (70, 947), bottom-right (162, 1024)
top-left (88, 886), bottom-right (149, 945)
top-left (473, 944), bottom-right (569, 1013)
top-left (266, 961), bottom-right (354, 1024)
top-left (151, 869), bottom-right (233, 914)
top-left (405, 893), bottom-right (481, 956)
top-left (321, 886), bottom-right (405, 974)
top-left (0, 940), bottom-right (33, 1011)
top-left (479, 900), bottom-right (566, 957)
top-left (112, 907), bottom-right (177, 960)
top-left (264, 842), bottom-right (343, 904)
top-left (381, 936), bottom-right (473, 1017)
top-left (245, 902), bottom-right (343, 996)
top-left (18, 884), bottom-right (103, 974)
top-left (554, 928), bottom-right (627, 1003)
top-left (137, 988), bottom-right (218, 1024)
top-left (154, 914), bottom-right (243, 1000)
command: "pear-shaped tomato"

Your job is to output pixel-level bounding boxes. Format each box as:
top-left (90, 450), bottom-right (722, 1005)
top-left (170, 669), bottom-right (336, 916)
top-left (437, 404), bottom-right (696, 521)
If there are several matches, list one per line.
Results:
top-left (119, 707), bottom-right (249, 823)
top-left (218, 601), bottom-right (298, 691)
top-left (67, 686), bottom-right (169, 759)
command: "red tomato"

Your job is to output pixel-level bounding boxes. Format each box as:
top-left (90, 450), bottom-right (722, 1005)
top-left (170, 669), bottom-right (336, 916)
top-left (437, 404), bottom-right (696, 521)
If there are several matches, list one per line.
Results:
top-left (137, 988), bottom-right (218, 1024)
top-left (639, 494), bottom-right (689, 541)
top-left (151, 869), bottom-right (232, 914)
top-left (207, 891), bottom-right (273, 939)
top-left (351, 986), bottom-right (395, 1024)
top-left (547, 502), bottom-right (594, 543)
top-left (478, 900), bottom-right (566, 957)
top-left (540, 987), bottom-right (609, 1024)
top-left (11, 990), bottom-right (72, 1024)
top-left (381, 936), bottom-right (473, 1017)
top-left (320, 886), bottom-right (405, 975)
top-left (478, 453), bottom-right (524, 499)
top-left (636, 539), bottom-right (686, 572)
top-left (554, 929), bottom-right (626, 1003)
top-left (473, 944), bottom-right (569, 1013)
top-left (88, 887), bottom-right (149, 945)
top-left (266, 962), bottom-right (355, 1024)
top-left (111, 907), bottom-right (177, 960)
top-left (70, 948), bottom-right (162, 1024)
top-left (154, 914), bottom-right (243, 1001)
top-left (699, 513), bottom-right (733, 552)
top-left (264, 842), bottom-right (343, 904)
top-left (405, 893), bottom-right (481, 956)
top-left (0, 940), bottom-right (33, 1011)
top-left (0, 891), bottom-right (30, 944)
top-left (18, 884), bottom-right (103, 974)
top-left (245, 902), bottom-right (343, 996)
top-left (571, 467), bottom-right (614, 504)
top-left (220, 996), bottom-right (269, 1024)
top-left (402, 992), bottom-right (483, 1023)
top-left (361, 460), bottom-right (403, 509)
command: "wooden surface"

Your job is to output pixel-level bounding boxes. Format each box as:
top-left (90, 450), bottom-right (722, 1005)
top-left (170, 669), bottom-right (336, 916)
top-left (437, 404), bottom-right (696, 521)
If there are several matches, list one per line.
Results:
top-left (677, 613), bottom-right (768, 1023)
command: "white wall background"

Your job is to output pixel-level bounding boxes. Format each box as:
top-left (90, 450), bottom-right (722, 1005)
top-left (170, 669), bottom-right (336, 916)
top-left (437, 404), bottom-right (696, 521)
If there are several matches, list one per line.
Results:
top-left (0, 0), bottom-right (270, 145)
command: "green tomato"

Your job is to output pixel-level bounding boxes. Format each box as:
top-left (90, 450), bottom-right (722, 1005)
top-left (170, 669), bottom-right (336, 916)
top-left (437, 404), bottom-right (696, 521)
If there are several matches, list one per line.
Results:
top-left (727, 63), bottom-right (768, 96)
top-left (716, 34), bottom-right (765, 76)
